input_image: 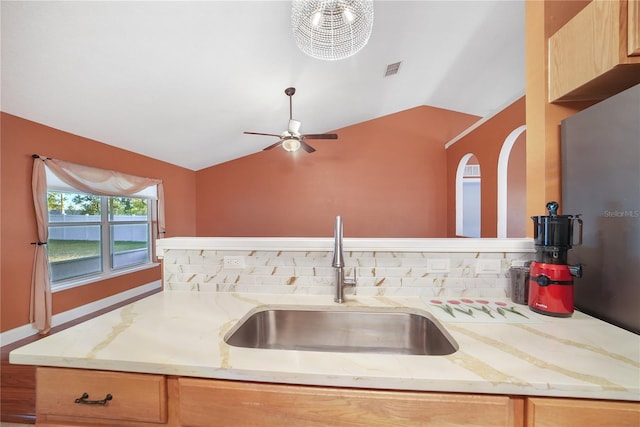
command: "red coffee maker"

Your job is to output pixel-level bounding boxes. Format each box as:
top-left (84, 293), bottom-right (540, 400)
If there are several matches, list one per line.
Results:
top-left (528, 201), bottom-right (583, 317)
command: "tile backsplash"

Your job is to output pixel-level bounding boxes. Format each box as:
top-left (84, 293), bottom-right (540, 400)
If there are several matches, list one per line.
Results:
top-left (161, 248), bottom-right (532, 298)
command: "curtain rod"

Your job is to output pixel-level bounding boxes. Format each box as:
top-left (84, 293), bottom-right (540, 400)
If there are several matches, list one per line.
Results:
top-left (32, 154), bottom-right (52, 159)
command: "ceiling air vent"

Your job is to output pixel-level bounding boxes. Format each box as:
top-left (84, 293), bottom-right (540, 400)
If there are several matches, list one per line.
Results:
top-left (384, 61), bottom-right (402, 77)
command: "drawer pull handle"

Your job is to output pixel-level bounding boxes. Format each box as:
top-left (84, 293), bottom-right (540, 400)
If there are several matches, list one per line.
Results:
top-left (74, 392), bottom-right (113, 405)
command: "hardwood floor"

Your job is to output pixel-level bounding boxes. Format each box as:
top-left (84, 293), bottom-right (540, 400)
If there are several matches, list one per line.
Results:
top-left (0, 288), bottom-right (160, 424)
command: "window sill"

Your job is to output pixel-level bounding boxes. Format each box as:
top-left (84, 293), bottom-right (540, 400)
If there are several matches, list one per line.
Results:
top-left (51, 262), bottom-right (160, 293)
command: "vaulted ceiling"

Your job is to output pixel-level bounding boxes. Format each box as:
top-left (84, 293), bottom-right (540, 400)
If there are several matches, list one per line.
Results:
top-left (1, 1), bottom-right (525, 170)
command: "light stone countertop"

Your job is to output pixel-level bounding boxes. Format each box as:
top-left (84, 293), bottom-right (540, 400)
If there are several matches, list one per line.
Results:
top-left (9, 291), bottom-right (640, 402)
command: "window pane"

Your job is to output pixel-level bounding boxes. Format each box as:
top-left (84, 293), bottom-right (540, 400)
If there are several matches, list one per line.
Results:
top-left (109, 197), bottom-right (148, 221)
top-left (48, 225), bottom-right (102, 282)
top-left (48, 191), bottom-right (101, 222)
top-left (46, 191), bottom-right (152, 284)
top-left (110, 224), bottom-right (150, 269)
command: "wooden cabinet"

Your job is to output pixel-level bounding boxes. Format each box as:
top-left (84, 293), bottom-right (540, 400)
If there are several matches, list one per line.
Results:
top-left (630, 0), bottom-right (640, 56)
top-left (36, 367), bottom-right (168, 426)
top-left (549, 0), bottom-right (640, 102)
top-left (526, 396), bottom-right (640, 427)
top-left (178, 378), bottom-right (522, 427)
top-left (33, 367), bottom-right (640, 427)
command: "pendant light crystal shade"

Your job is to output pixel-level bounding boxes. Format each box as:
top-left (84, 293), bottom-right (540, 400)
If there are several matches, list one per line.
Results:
top-left (292, 0), bottom-right (374, 61)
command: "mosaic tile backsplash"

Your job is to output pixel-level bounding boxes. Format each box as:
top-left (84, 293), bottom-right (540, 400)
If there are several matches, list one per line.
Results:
top-left (161, 249), bottom-right (533, 298)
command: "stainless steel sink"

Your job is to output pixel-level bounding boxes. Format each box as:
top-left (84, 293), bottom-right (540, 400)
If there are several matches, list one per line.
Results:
top-left (224, 306), bottom-right (458, 355)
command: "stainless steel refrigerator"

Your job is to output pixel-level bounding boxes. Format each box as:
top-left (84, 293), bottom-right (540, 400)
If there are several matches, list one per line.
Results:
top-left (561, 83), bottom-right (640, 334)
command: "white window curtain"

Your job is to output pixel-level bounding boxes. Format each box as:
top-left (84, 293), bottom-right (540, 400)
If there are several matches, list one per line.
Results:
top-left (31, 155), bottom-right (166, 334)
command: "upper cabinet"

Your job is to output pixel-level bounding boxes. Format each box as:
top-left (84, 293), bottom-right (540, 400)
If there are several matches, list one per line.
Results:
top-left (629, 0), bottom-right (640, 55)
top-left (549, 0), bottom-right (640, 102)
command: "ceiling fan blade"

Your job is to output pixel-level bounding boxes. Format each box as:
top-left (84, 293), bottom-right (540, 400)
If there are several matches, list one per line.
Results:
top-left (263, 139), bottom-right (285, 151)
top-left (299, 140), bottom-right (316, 153)
top-left (244, 131), bottom-right (282, 137)
top-left (302, 133), bottom-right (338, 140)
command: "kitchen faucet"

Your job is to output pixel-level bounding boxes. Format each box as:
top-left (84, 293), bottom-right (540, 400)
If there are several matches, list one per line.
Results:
top-left (332, 215), bottom-right (356, 303)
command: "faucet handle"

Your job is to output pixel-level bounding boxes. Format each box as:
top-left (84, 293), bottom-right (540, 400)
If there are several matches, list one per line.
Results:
top-left (345, 268), bottom-right (357, 286)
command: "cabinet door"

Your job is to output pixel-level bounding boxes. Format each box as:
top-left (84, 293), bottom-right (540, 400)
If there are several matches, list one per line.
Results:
top-left (526, 397), bottom-right (640, 427)
top-left (630, 0), bottom-right (640, 56)
top-left (36, 367), bottom-right (167, 425)
top-left (548, 0), bottom-right (640, 101)
top-left (178, 378), bottom-right (521, 427)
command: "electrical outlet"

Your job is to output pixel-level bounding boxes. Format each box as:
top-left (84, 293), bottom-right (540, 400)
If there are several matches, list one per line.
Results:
top-left (223, 256), bottom-right (245, 269)
top-left (476, 259), bottom-right (501, 274)
top-left (426, 258), bottom-right (450, 273)
top-left (510, 259), bottom-right (528, 268)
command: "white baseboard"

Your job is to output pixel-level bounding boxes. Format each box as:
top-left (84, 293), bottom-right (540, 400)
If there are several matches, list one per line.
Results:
top-left (0, 281), bottom-right (161, 347)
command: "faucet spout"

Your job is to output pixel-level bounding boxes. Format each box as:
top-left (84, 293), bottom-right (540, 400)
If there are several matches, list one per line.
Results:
top-left (332, 215), bottom-right (344, 268)
top-left (332, 215), bottom-right (356, 303)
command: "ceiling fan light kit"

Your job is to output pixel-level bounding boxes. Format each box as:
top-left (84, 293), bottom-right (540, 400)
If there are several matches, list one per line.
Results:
top-left (282, 138), bottom-right (302, 152)
top-left (291, 0), bottom-right (374, 61)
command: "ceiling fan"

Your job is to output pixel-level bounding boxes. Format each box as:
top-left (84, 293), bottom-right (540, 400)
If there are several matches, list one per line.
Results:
top-left (244, 87), bottom-right (338, 153)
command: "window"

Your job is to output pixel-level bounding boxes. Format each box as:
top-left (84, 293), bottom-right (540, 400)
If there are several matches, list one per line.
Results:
top-left (31, 157), bottom-right (164, 333)
top-left (47, 190), bottom-right (152, 286)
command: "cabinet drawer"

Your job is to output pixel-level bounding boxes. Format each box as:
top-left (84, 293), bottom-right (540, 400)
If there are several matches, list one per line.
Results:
top-left (36, 367), bottom-right (167, 424)
top-left (526, 397), bottom-right (640, 427)
top-left (179, 378), bottom-right (520, 427)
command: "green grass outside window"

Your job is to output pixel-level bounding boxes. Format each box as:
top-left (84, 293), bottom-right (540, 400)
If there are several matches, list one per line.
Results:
top-left (48, 240), bottom-right (147, 262)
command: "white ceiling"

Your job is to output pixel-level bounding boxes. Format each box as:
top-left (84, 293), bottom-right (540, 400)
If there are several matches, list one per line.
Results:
top-left (1, 1), bottom-right (525, 171)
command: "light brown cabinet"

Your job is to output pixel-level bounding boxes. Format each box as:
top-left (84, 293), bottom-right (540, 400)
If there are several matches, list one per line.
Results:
top-left (34, 367), bottom-right (639, 427)
top-left (629, 0), bottom-right (640, 55)
top-left (178, 378), bottom-right (522, 427)
top-left (548, 0), bottom-right (640, 102)
top-left (526, 396), bottom-right (640, 427)
top-left (36, 367), bottom-right (168, 426)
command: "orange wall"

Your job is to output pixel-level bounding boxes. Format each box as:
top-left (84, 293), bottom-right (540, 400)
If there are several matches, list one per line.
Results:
top-left (446, 97), bottom-right (526, 237)
top-left (196, 106), bottom-right (479, 238)
top-left (1, 102), bottom-right (514, 332)
top-left (0, 113), bottom-right (197, 332)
